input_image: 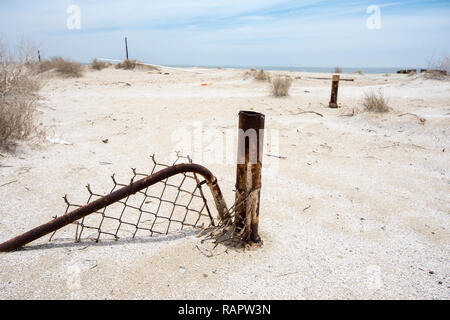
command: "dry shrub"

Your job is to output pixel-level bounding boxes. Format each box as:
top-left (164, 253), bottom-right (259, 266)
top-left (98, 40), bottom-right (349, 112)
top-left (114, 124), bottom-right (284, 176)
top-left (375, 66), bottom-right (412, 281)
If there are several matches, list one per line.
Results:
top-left (115, 60), bottom-right (161, 73)
top-left (33, 57), bottom-right (83, 77)
top-left (423, 55), bottom-right (449, 80)
top-left (355, 70), bottom-right (363, 75)
top-left (0, 41), bottom-right (42, 148)
top-left (334, 67), bottom-right (343, 73)
top-left (243, 70), bottom-right (253, 78)
top-left (423, 70), bottom-right (447, 79)
top-left (271, 76), bottom-right (293, 97)
top-left (34, 59), bottom-right (56, 74)
top-left (52, 57), bottom-right (83, 77)
top-left (244, 68), bottom-right (271, 81)
top-left (362, 90), bottom-right (390, 113)
top-left (254, 69), bottom-right (270, 81)
top-left (91, 58), bottom-right (110, 71)
top-left (115, 59), bottom-right (137, 70)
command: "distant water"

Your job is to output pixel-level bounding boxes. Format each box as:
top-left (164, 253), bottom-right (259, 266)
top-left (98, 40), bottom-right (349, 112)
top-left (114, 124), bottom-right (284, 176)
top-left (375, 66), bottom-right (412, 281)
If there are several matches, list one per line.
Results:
top-left (91, 59), bottom-right (409, 74)
top-left (167, 65), bottom-right (406, 74)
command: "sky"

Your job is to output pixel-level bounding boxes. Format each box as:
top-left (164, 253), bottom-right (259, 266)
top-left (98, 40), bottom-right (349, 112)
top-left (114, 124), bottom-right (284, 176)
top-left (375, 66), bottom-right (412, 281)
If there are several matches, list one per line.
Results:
top-left (0, 0), bottom-right (449, 68)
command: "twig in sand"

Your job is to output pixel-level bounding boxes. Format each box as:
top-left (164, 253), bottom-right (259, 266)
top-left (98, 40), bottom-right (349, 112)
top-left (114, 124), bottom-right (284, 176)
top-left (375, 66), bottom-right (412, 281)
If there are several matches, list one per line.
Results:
top-left (408, 143), bottom-right (426, 150)
top-left (380, 142), bottom-right (400, 149)
top-left (195, 245), bottom-right (226, 258)
top-left (196, 245), bottom-right (214, 258)
top-left (266, 154), bottom-right (287, 160)
top-left (398, 113), bottom-right (426, 125)
top-left (0, 180), bottom-right (17, 188)
top-left (302, 205), bottom-right (311, 212)
top-left (85, 259), bottom-right (98, 270)
top-left (300, 111), bottom-right (324, 117)
top-left (291, 110), bottom-right (324, 117)
top-left (276, 271), bottom-right (299, 277)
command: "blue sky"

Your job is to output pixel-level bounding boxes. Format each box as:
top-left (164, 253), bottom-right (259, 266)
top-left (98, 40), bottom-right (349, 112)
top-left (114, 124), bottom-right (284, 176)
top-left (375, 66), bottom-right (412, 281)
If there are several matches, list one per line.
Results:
top-left (0, 0), bottom-right (449, 67)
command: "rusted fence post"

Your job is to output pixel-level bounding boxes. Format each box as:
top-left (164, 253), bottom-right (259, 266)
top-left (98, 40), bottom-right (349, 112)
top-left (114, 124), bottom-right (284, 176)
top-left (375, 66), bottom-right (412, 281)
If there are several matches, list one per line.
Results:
top-left (329, 74), bottom-right (340, 108)
top-left (235, 111), bottom-right (265, 244)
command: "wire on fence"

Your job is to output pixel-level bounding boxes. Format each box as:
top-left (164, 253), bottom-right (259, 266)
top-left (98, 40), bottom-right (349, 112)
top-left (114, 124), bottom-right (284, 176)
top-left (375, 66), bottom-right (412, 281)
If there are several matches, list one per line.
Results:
top-left (200, 187), bottom-right (261, 248)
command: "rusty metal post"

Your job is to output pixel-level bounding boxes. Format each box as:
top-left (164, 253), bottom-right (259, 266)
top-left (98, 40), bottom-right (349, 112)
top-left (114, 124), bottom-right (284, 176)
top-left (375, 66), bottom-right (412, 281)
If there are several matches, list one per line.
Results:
top-left (235, 111), bottom-right (265, 244)
top-left (125, 37), bottom-right (129, 60)
top-left (329, 74), bottom-right (340, 108)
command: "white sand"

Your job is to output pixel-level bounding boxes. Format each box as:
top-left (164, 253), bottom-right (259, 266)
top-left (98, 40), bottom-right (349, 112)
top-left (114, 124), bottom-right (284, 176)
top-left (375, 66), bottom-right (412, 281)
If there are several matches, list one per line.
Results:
top-left (0, 67), bottom-right (449, 299)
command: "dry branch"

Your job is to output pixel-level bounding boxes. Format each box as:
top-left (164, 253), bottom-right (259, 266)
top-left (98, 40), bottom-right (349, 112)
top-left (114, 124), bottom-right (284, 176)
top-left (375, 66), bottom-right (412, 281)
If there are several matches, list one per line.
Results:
top-left (398, 113), bottom-right (426, 125)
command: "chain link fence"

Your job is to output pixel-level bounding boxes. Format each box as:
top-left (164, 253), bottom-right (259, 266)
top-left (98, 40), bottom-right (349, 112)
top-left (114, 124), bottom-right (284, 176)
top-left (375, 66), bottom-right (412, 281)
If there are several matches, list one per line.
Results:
top-left (50, 154), bottom-right (218, 243)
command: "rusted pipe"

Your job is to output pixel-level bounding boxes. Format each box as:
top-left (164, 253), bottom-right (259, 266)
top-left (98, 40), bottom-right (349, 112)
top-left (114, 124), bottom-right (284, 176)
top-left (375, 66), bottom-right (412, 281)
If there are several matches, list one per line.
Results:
top-left (0, 163), bottom-right (228, 252)
top-left (235, 111), bottom-right (265, 244)
top-left (329, 74), bottom-right (340, 108)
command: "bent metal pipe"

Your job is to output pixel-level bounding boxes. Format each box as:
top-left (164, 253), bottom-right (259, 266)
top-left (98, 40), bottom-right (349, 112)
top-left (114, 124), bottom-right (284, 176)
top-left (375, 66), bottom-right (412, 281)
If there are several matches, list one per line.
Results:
top-left (0, 163), bottom-right (228, 252)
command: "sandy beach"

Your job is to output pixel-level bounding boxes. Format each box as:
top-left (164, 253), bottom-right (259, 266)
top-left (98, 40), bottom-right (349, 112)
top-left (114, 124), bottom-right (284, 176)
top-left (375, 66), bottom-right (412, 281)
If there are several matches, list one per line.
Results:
top-left (0, 66), bottom-right (449, 299)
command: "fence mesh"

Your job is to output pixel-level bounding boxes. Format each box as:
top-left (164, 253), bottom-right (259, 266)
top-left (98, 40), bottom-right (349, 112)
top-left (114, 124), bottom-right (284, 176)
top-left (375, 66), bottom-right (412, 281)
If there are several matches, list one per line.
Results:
top-left (49, 154), bottom-right (217, 243)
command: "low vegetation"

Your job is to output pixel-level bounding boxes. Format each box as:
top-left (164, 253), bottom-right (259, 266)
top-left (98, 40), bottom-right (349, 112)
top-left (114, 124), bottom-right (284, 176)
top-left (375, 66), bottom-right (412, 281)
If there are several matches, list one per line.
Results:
top-left (245, 68), bottom-right (270, 81)
top-left (91, 58), bottom-right (110, 71)
top-left (362, 90), bottom-right (390, 113)
top-left (255, 69), bottom-right (270, 81)
top-left (115, 59), bottom-right (138, 70)
top-left (33, 57), bottom-right (83, 77)
top-left (271, 76), bottom-right (293, 97)
top-left (0, 41), bottom-right (42, 148)
top-left (334, 67), bottom-right (343, 73)
top-left (423, 55), bottom-right (449, 80)
top-left (53, 58), bottom-right (83, 77)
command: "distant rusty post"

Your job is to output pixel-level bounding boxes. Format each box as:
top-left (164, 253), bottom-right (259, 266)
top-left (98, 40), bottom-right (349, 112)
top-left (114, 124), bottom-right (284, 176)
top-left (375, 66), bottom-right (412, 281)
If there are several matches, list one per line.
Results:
top-left (235, 111), bottom-right (265, 244)
top-left (125, 37), bottom-right (129, 60)
top-left (37, 50), bottom-right (41, 62)
top-left (329, 74), bottom-right (340, 108)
